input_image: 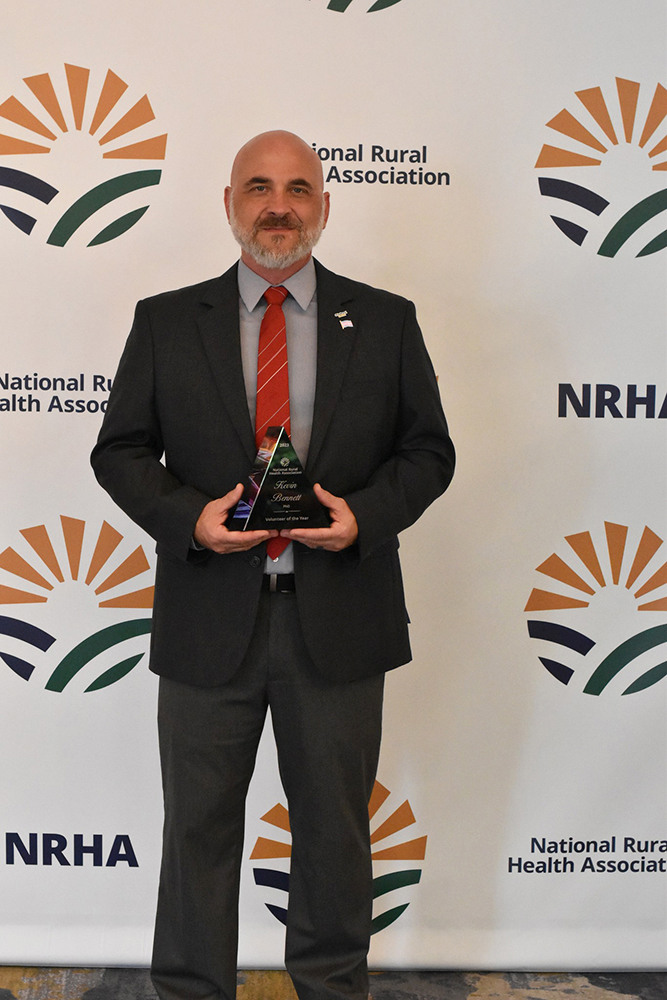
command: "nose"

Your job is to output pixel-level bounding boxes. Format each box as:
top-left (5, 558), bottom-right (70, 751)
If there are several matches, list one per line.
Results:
top-left (265, 186), bottom-right (290, 216)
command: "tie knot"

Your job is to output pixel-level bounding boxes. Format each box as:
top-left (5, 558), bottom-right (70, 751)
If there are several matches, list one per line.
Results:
top-left (264, 285), bottom-right (288, 307)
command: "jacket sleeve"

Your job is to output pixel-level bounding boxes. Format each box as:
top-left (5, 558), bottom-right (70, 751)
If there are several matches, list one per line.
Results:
top-left (343, 299), bottom-right (455, 560)
top-left (90, 299), bottom-right (211, 562)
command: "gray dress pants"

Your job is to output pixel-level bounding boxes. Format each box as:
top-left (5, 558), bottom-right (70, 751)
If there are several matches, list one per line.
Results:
top-left (150, 588), bottom-right (384, 1000)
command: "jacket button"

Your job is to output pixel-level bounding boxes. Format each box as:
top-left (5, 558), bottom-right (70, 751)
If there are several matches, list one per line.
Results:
top-left (249, 555), bottom-right (262, 568)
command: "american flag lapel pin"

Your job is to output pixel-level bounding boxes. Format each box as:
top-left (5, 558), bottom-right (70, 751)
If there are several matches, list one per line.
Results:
top-left (335, 310), bottom-right (353, 330)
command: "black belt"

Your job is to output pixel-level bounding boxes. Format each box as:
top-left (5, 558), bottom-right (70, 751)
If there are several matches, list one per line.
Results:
top-left (262, 573), bottom-right (296, 593)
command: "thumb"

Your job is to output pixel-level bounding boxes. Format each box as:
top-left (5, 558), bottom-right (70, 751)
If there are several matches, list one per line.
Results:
top-left (223, 482), bottom-right (244, 507)
top-left (313, 483), bottom-right (337, 507)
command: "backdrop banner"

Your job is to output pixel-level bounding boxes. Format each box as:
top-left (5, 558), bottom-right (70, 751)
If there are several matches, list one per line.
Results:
top-left (1, 0), bottom-right (665, 971)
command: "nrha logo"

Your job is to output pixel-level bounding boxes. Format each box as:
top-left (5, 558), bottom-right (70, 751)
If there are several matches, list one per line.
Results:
top-left (0, 514), bottom-right (153, 693)
top-left (0, 63), bottom-right (167, 247)
top-left (536, 77), bottom-right (667, 257)
top-left (250, 780), bottom-right (426, 934)
top-left (525, 521), bottom-right (667, 696)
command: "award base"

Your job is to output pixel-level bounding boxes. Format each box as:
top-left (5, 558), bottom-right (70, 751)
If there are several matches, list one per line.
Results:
top-left (228, 426), bottom-right (330, 531)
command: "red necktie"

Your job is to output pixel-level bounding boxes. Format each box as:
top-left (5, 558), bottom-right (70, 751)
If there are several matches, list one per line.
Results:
top-left (255, 286), bottom-right (290, 560)
top-left (255, 286), bottom-right (290, 448)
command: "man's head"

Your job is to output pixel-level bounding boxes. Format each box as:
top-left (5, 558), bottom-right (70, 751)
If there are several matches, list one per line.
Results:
top-left (224, 130), bottom-right (330, 279)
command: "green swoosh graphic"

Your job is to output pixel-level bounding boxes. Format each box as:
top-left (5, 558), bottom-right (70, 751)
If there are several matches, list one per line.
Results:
top-left (622, 660), bottom-right (667, 696)
top-left (46, 171), bottom-right (161, 247)
top-left (598, 188), bottom-right (667, 257)
top-left (373, 869), bottom-right (422, 899)
top-left (583, 625), bottom-right (667, 695)
top-left (88, 205), bottom-right (150, 247)
top-left (84, 653), bottom-right (145, 692)
top-left (370, 869), bottom-right (421, 933)
top-left (45, 619), bottom-right (152, 692)
top-left (327, 0), bottom-right (402, 8)
top-left (371, 903), bottom-right (409, 934)
top-left (637, 228), bottom-right (667, 257)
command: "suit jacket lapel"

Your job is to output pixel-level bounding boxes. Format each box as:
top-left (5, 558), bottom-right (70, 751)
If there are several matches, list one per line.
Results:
top-left (307, 260), bottom-right (357, 473)
top-left (196, 263), bottom-right (257, 462)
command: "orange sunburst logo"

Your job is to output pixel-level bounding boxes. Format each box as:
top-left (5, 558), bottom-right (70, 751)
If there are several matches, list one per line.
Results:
top-left (525, 522), bottom-right (667, 613)
top-left (535, 78), bottom-right (667, 257)
top-left (525, 522), bottom-right (667, 696)
top-left (536, 79), bottom-right (667, 172)
top-left (0, 516), bottom-right (153, 693)
top-left (0, 64), bottom-right (167, 246)
top-left (0, 64), bottom-right (167, 161)
top-left (0, 515), bottom-right (154, 609)
top-left (250, 780), bottom-right (427, 934)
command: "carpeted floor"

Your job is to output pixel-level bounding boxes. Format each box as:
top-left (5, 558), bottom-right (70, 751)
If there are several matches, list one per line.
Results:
top-left (0, 969), bottom-right (664, 1000)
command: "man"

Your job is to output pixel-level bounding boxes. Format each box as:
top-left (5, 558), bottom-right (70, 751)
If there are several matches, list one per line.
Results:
top-left (91, 130), bottom-right (455, 1000)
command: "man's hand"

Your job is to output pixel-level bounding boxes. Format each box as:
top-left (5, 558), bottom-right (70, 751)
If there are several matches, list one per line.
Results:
top-left (194, 484), bottom-right (277, 554)
top-left (281, 484), bottom-right (358, 552)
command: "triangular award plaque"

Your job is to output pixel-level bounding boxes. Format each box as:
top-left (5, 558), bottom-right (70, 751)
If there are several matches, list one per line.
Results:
top-left (228, 426), bottom-right (330, 531)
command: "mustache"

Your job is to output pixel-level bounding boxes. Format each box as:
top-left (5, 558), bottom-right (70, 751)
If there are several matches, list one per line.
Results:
top-left (255, 214), bottom-right (301, 231)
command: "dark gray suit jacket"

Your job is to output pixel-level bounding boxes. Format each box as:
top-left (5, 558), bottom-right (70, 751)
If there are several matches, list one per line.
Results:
top-left (91, 260), bottom-right (455, 686)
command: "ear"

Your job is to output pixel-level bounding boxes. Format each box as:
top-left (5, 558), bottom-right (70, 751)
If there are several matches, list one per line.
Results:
top-left (223, 186), bottom-right (232, 222)
top-left (322, 190), bottom-right (330, 230)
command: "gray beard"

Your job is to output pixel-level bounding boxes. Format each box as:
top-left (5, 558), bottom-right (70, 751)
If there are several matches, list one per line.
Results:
top-left (229, 205), bottom-right (325, 269)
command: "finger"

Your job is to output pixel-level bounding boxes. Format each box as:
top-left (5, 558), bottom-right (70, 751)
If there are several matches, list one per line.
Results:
top-left (282, 527), bottom-right (334, 545)
top-left (313, 483), bottom-right (337, 507)
top-left (222, 482), bottom-right (244, 506)
top-left (243, 529), bottom-right (279, 542)
top-left (225, 528), bottom-right (276, 544)
top-left (219, 485), bottom-right (246, 525)
top-left (216, 532), bottom-right (275, 554)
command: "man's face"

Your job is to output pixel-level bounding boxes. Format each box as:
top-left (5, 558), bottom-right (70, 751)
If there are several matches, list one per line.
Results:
top-left (225, 132), bottom-right (330, 272)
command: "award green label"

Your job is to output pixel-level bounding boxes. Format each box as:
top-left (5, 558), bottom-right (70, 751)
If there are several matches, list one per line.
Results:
top-left (229, 427), bottom-right (330, 530)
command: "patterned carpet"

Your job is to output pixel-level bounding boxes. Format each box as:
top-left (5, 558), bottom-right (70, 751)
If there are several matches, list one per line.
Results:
top-left (0, 969), bottom-right (664, 1000)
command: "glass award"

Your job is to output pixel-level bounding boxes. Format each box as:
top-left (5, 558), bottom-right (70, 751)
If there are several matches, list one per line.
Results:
top-left (228, 426), bottom-right (330, 531)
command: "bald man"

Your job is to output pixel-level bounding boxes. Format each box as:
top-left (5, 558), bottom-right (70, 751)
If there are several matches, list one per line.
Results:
top-left (92, 130), bottom-right (455, 1000)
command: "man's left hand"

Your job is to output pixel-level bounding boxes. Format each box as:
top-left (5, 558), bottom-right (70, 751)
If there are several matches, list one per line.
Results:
top-left (280, 483), bottom-right (358, 551)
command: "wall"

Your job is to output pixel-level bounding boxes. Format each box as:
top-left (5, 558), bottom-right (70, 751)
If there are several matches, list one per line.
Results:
top-left (1, 0), bottom-right (665, 969)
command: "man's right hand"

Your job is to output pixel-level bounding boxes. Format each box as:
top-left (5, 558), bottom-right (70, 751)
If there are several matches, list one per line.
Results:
top-left (194, 484), bottom-right (278, 554)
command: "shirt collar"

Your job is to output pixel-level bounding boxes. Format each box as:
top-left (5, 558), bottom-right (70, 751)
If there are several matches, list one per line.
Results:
top-left (237, 257), bottom-right (317, 313)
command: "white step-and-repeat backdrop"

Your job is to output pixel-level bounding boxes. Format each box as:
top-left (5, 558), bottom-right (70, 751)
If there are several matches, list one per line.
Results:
top-left (1, 0), bottom-right (665, 971)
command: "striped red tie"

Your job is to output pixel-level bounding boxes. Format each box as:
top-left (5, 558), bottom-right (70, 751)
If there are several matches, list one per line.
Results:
top-left (256, 285), bottom-right (290, 560)
top-left (255, 285), bottom-right (290, 448)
